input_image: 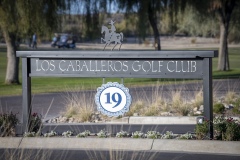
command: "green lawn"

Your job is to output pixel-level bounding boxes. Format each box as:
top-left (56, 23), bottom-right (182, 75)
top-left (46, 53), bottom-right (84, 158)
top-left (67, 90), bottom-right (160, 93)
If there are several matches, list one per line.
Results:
top-left (212, 48), bottom-right (240, 78)
top-left (0, 47), bottom-right (240, 96)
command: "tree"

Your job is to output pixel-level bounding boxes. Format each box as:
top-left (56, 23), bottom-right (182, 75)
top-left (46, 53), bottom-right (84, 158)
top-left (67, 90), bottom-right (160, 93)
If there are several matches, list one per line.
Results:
top-left (214, 0), bottom-right (237, 71)
top-left (0, 0), bottom-right (70, 84)
top-left (0, 0), bottom-right (20, 84)
top-left (72, 0), bottom-right (109, 40)
top-left (116, 0), bottom-right (186, 50)
top-left (118, 0), bottom-right (239, 71)
top-left (185, 0), bottom-right (239, 71)
top-left (116, 0), bottom-right (162, 50)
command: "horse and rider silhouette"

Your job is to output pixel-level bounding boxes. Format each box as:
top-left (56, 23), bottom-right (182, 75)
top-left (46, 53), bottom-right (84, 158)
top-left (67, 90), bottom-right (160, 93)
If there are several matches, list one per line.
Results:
top-left (101, 20), bottom-right (123, 51)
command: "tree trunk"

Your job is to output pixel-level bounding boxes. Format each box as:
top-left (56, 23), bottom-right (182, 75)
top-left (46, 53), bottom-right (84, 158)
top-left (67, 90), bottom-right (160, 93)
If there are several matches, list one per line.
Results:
top-left (217, 0), bottom-right (236, 71)
top-left (218, 23), bottom-right (229, 71)
top-left (148, 3), bottom-right (161, 50)
top-left (3, 30), bottom-right (19, 84)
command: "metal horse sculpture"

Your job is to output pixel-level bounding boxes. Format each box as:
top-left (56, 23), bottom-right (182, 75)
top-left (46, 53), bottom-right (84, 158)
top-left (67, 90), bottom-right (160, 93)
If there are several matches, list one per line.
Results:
top-left (101, 25), bottom-right (123, 51)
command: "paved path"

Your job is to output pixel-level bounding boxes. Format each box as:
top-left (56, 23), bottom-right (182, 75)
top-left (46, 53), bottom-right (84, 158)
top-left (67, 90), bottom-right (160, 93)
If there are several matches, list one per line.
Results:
top-left (1, 138), bottom-right (240, 160)
top-left (1, 148), bottom-right (239, 160)
top-left (1, 78), bottom-right (239, 121)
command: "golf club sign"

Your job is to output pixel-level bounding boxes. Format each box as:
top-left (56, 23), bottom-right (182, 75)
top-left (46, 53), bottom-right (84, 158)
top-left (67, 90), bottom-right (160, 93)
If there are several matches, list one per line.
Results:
top-left (17, 20), bottom-right (218, 138)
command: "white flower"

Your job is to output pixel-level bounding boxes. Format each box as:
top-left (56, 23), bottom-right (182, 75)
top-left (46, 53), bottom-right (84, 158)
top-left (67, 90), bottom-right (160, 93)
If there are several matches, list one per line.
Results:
top-left (62, 130), bottom-right (73, 137)
top-left (76, 130), bottom-right (91, 138)
top-left (116, 130), bottom-right (129, 138)
top-left (44, 131), bottom-right (57, 137)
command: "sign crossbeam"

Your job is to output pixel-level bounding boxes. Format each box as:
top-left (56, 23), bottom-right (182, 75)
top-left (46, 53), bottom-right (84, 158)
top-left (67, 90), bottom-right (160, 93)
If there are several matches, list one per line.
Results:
top-left (17, 50), bottom-right (217, 58)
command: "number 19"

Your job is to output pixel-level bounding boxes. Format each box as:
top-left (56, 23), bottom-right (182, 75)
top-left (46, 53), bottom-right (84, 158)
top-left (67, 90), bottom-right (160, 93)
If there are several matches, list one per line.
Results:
top-left (105, 92), bottom-right (122, 108)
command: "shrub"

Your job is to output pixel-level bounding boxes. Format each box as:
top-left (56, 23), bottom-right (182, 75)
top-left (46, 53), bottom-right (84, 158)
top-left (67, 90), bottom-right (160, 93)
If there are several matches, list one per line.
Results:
top-left (24, 132), bottom-right (36, 137)
top-left (162, 131), bottom-right (174, 139)
top-left (116, 130), bottom-right (129, 138)
top-left (232, 98), bottom-right (240, 114)
top-left (171, 92), bottom-right (183, 111)
top-left (44, 131), bottom-right (58, 137)
top-left (28, 113), bottom-right (42, 134)
top-left (195, 118), bottom-right (209, 140)
top-left (64, 106), bottom-right (78, 118)
top-left (224, 92), bottom-right (237, 105)
top-left (158, 99), bottom-right (170, 112)
top-left (62, 130), bottom-right (73, 137)
top-left (151, 92), bottom-right (168, 112)
top-left (213, 103), bottom-right (225, 114)
top-left (214, 116), bottom-right (226, 140)
top-left (144, 105), bottom-right (159, 116)
top-left (171, 91), bottom-right (192, 116)
top-left (179, 104), bottom-right (192, 116)
top-left (63, 91), bottom-right (95, 122)
top-left (224, 118), bottom-right (240, 141)
top-left (125, 100), bottom-right (145, 116)
top-left (97, 129), bottom-right (109, 138)
top-left (214, 117), bottom-right (240, 141)
top-left (192, 91), bottom-right (203, 109)
top-left (76, 130), bottom-right (91, 138)
top-left (77, 106), bottom-right (93, 122)
top-left (145, 131), bottom-right (162, 139)
top-left (178, 132), bottom-right (194, 140)
top-left (0, 112), bottom-right (19, 137)
top-left (131, 131), bottom-right (144, 138)
top-left (232, 106), bottom-right (240, 114)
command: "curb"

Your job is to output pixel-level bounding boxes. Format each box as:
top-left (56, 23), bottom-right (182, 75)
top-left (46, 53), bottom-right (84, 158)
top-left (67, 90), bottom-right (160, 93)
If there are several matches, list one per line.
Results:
top-left (1, 138), bottom-right (240, 155)
top-left (46, 116), bottom-right (239, 124)
top-left (152, 139), bottom-right (240, 155)
top-left (128, 116), bottom-right (197, 124)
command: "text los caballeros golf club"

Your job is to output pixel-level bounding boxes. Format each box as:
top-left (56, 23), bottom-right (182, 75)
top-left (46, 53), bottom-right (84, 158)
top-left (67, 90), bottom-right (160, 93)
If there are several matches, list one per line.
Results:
top-left (31, 59), bottom-right (203, 77)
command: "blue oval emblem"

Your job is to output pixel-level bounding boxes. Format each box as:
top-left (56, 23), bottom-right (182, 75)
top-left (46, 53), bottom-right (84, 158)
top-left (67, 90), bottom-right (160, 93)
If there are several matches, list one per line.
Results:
top-left (95, 82), bottom-right (131, 117)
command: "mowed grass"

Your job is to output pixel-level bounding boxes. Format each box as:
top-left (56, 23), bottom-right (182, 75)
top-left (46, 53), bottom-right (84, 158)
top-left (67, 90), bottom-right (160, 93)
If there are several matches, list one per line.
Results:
top-left (0, 47), bottom-right (240, 96)
top-left (212, 48), bottom-right (240, 78)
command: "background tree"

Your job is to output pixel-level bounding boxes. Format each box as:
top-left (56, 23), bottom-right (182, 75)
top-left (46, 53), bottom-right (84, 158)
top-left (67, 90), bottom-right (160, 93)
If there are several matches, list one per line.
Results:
top-left (214, 0), bottom-right (237, 71)
top-left (185, 0), bottom-right (239, 71)
top-left (116, 0), bottom-right (162, 50)
top-left (116, 0), bottom-right (187, 50)
top-left (170, 5), bottom-right (218, 37)
top-left (70, 0), bottom-right (110, 40)
top-left (0, 0), bottom-right (70, 84)
top-left (116, 0), bottom-right (239, 70)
